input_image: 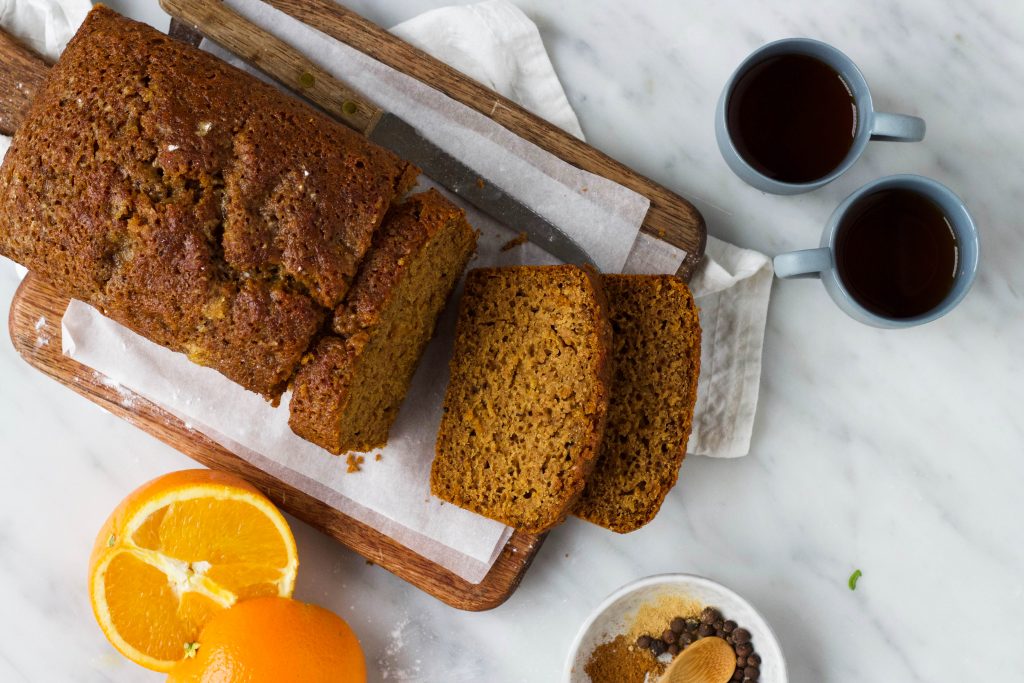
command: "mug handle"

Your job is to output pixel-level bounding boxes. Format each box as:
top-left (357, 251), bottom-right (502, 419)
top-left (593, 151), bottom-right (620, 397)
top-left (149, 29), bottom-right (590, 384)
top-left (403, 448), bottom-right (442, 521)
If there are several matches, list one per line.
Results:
top-left (871, 112), bottom-right (926, 142)
top-left (774, 248), bottom-right (832, 279)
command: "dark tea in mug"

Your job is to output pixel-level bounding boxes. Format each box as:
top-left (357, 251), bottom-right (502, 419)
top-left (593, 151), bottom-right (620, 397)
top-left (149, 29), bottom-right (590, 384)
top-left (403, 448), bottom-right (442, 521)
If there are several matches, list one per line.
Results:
top-left (727, 54), bottom-right (856, 183)
top-left (835, 189), bottom-right (959, 319)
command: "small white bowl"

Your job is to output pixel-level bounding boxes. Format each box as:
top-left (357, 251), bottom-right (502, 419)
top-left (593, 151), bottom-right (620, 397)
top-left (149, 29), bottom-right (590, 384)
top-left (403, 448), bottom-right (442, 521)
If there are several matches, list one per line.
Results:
top-left (563, 573), bottom-right (787, 683)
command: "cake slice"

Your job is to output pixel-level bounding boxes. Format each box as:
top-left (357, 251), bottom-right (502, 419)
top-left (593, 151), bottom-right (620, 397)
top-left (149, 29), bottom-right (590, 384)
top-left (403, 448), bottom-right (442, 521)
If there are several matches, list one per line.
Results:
top-left (288, 190), bottom-right (478, 454)
top-left (431, 265), bottom-right (612, 533)
top-left (573, 275), bottom-right (701, 532)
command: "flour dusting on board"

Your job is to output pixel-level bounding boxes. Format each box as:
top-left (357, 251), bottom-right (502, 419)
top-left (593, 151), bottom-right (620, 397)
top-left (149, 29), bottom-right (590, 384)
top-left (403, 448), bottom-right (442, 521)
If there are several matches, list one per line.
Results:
top-left (34, 316), bottom-right (49, 347)
top-left (93, 371), bottom-right (138, 409)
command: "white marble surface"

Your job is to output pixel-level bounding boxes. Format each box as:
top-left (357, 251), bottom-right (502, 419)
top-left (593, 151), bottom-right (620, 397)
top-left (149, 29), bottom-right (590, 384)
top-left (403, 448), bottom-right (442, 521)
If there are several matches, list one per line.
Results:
top-left (1, 0), bottom-right (1022, 680)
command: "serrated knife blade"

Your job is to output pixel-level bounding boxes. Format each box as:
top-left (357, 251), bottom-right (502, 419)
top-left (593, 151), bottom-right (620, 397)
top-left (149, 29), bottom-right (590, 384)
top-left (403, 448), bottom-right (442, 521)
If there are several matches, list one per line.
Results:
top-left (368, 113), bottom-right (594, 267)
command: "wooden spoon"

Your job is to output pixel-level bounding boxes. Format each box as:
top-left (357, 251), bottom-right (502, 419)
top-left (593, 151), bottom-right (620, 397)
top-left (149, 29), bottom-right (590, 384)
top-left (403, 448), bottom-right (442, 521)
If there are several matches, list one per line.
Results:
top-left (657, 636), bottom-right (736, 683)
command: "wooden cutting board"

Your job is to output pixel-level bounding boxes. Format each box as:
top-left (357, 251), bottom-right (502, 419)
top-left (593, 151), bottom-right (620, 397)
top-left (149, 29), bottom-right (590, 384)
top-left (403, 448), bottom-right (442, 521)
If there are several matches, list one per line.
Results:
top-left (0, 1), bottom-right (707, 611)
top-left (9, 274), bottom-right (545, 610)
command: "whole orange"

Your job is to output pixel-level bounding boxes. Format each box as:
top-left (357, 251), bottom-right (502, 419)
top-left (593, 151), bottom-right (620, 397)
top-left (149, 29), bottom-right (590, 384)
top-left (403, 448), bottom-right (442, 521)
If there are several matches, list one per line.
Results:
top-left (166, 596), bottom-right (366, 683)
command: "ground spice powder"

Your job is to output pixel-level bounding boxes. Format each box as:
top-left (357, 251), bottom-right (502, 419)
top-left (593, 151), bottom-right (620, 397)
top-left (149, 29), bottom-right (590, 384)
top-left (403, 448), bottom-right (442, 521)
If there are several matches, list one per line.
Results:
top-left (627, 594), bottom-right (702, 641)
top-left (582, 593), bottom-right (703, 682)
top-left (583, 634), bottom-right (665, 683)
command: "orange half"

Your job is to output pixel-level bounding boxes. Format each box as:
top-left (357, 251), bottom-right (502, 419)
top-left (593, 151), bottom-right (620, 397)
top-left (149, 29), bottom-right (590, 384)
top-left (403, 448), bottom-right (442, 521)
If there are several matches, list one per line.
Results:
top-left (88, 470), bottom-right (298, 672)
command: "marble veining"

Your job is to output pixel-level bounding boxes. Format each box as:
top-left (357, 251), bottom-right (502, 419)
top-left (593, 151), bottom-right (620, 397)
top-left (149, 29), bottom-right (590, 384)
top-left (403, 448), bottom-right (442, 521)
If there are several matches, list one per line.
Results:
top-left (1, 1), bottom-right (1022, 681)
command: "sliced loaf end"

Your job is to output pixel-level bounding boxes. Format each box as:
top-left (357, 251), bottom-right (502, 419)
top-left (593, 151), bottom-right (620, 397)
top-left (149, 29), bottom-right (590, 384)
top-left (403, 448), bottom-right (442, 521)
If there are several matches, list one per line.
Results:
top-left (288, 189), bottom-right (477, 454)
top-left (574, 274), bottom-right (701, 532)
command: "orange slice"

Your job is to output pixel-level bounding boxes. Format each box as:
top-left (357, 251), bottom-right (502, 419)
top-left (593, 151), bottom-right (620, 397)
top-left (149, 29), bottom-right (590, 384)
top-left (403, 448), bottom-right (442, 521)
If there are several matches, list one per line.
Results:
top-left (88, 469), bottom-right (298, 672)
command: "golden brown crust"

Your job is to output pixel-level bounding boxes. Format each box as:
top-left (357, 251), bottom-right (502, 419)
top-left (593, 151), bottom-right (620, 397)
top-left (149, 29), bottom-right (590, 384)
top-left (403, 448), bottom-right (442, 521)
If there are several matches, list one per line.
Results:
top-left (332, 189), bottom-right (470, 336)
top-left (430, 265), bottom-right (612, 533)
top-left (188, 281), bottom-right (326, 402)
top-left (287, 337), bottom-right (357, 452)
top-left (574, 274), bottom-right (701, 532)
top-left (288, 190), bottom-right (478, 453)
top-left (0, 7), bottom-right (418, 400)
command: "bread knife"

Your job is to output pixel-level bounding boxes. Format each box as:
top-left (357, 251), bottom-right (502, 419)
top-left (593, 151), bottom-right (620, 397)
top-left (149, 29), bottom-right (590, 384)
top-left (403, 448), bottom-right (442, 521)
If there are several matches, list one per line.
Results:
top-left (160, 0), bottom-right (596, 267)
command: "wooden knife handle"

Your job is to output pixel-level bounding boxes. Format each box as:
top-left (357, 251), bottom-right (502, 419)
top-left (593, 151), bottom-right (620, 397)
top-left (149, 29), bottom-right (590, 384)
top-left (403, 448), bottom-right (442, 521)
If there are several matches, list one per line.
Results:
top-left (159, 0), bottom-right (384, 135)
top-left (0, 29), bottom-right (50, 136)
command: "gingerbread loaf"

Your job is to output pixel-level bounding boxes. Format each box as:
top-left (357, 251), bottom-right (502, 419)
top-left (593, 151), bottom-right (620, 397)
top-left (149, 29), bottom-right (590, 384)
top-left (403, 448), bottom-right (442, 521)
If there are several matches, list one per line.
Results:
top-left (0, 7), bottom-right (418, 401)
top-left (289, 189), bottom-right (478, 454)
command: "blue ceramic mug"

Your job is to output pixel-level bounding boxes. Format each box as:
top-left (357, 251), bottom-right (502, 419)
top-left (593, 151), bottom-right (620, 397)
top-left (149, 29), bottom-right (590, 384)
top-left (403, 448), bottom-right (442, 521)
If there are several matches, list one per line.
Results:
top-left (774, 175), bottom-right (979, 328)
top-left (715, 38), bottom-right (926, 195)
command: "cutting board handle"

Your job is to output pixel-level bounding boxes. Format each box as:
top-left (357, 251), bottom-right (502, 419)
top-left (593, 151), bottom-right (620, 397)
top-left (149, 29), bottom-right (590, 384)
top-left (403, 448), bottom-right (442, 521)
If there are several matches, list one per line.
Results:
top-left (0, 29), bottom-right (50, 136)
top-left (160, 0), bottom-right (385, 135)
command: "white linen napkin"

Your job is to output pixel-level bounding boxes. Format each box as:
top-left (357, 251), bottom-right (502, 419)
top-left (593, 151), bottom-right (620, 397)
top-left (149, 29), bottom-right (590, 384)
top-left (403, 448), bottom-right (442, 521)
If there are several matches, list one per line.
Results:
top-left (391, 0), bottom-right (586, 140)
top-left (0, 0), bottom-right (88, 59)
top-left (687, 236), bottom-right (772, 457)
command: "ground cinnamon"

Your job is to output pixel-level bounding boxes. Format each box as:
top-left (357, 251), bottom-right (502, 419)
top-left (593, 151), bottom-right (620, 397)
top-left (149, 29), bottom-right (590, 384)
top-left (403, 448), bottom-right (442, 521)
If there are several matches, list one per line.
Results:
top-left (583, 634), bottom-right (665, 683)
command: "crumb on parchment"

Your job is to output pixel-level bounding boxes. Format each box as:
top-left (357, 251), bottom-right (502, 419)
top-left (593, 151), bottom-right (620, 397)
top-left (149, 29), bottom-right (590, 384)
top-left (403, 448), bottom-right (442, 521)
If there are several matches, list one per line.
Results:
top-left (501, 231), bottom-right (529, 251)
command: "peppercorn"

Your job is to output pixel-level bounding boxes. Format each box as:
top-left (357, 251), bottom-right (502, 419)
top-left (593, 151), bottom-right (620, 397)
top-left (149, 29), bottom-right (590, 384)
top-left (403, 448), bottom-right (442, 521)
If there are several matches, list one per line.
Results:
top-left (700, 607), bottom-right (721, 624)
